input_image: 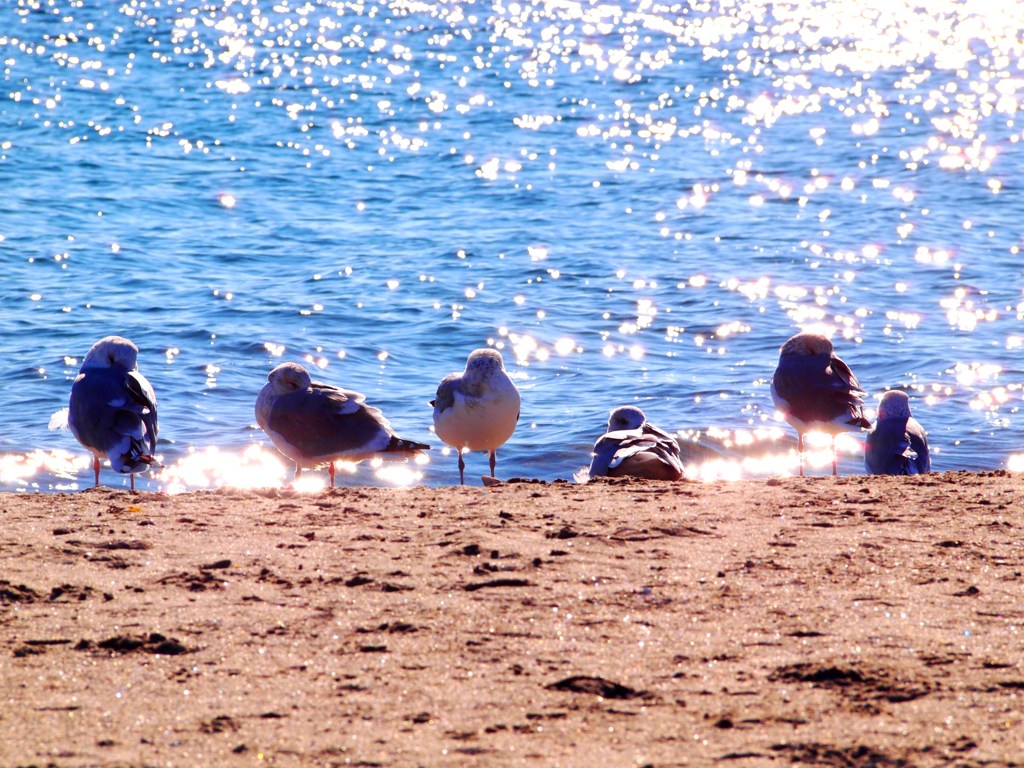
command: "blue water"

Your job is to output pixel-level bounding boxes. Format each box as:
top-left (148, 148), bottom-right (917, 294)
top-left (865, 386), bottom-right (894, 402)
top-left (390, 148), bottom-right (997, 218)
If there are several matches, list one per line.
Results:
top-left (3, 1), bottom-right (1023, 490)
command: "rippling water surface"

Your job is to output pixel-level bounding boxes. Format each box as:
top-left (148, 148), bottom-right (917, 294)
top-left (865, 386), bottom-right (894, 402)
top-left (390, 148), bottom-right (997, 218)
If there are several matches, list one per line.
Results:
top-left (3, 0), bottom-right (1024, 491)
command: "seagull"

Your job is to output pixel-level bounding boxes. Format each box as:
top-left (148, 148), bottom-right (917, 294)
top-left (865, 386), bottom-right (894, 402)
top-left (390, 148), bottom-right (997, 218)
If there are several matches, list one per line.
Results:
top-left (66, 336), bottom-right (158, 490)
top-left (255, 362), bottom-right (428, 487)
top-left (432, 348), bottom-right (520, 484)
top-left (865, 390), bottom-right (930, 475)
top-left (587, 406), bottom-right (683, 481)
top-left (770, 332), bottom-right (870, 476)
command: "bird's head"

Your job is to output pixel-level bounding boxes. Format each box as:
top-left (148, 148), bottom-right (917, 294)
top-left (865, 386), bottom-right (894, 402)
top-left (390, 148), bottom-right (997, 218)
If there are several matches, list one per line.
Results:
top-left (607, 405), bottom-right (646, 431)
top-left (267, 362), bottom-right (313, 394)
top-left (877, 390), bottom-right (913, 420)
top-left (82, 336), bottom-right (140, 371)
top-left (780, 332), bottom-right (834, 357)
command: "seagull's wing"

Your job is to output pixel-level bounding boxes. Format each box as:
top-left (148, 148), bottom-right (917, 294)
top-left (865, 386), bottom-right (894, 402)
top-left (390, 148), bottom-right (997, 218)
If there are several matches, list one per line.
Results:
top-left (431, 374), bottom-right (460, 414)
top-left (828, 353), bottom-right (866, 393)
top-left (865, 418), bottom-right (917, 475)
top-left (126, 370), bottom-right (158, 454)
top-left (269, 385), bottom-right (396, 460)
top-left (68, 370), bottom-right (113, 450)
top-left (907, 417), bottom-right (930, 473)
top-left (588, 432), bottom-right (624, 477)
top-left (642, 421), bottom-right (678, 444)
top-left (310, 382), bottom-right (366, 413)
top-left (774, 354), bottom-right (867, 424)
top-left (612, 433), bottom-right (680, 469)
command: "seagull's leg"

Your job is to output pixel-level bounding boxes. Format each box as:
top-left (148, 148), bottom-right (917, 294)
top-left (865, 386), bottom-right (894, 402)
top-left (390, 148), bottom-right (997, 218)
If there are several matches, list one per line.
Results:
top-left (329, 462), bottom-right (336, 489)
top-left (130, 473), bottom-right (135, 492)
top-left (457, 450), bottom-right (466, 485)
top-left (93, 457), bottom-right (101, 487)
top-left (489, 450), bottom-right (497, 478)
top-left (831, 436), bottom-right (838, 477)
top-left (282, 464), bottom-right (303, 490)
top-left (798, 433), bottom-right (805, 477)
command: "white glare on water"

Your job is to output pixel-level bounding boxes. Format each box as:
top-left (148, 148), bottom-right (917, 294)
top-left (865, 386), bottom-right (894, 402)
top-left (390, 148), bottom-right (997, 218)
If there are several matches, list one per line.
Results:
top-left (156, 445), bottom-right (289, 494)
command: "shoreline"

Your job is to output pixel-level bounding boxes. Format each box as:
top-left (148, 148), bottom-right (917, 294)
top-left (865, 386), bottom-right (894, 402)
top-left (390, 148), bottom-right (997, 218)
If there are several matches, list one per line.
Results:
top-left (1, 471), bottom-right (1022, 766)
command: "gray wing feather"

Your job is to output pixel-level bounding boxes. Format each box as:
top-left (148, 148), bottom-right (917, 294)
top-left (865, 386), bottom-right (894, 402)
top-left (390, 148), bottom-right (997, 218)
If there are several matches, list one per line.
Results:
top-left (127, 371), bottom-right (158, 453)
top-left (588, 434), bottom-right (622, 477)
top-left (432, 374), bottom-right (460, 413)
top-left (907, 418), bottom-right (930, 473)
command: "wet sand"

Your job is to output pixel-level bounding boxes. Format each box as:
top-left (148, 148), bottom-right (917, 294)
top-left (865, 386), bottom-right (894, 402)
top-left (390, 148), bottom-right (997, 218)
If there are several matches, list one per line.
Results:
top-left (1, 471), bottom-right (1022, 767)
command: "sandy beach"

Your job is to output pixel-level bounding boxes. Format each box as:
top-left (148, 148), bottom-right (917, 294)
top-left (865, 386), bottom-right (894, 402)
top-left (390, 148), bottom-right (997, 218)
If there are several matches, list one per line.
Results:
top-left (1, 471), bottom-right (1022, 767)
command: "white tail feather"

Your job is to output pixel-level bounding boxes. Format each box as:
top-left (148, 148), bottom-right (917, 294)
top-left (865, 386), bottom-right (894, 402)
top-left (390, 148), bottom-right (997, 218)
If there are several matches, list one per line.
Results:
top-left (48, 408), bottom-right (70, 432)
